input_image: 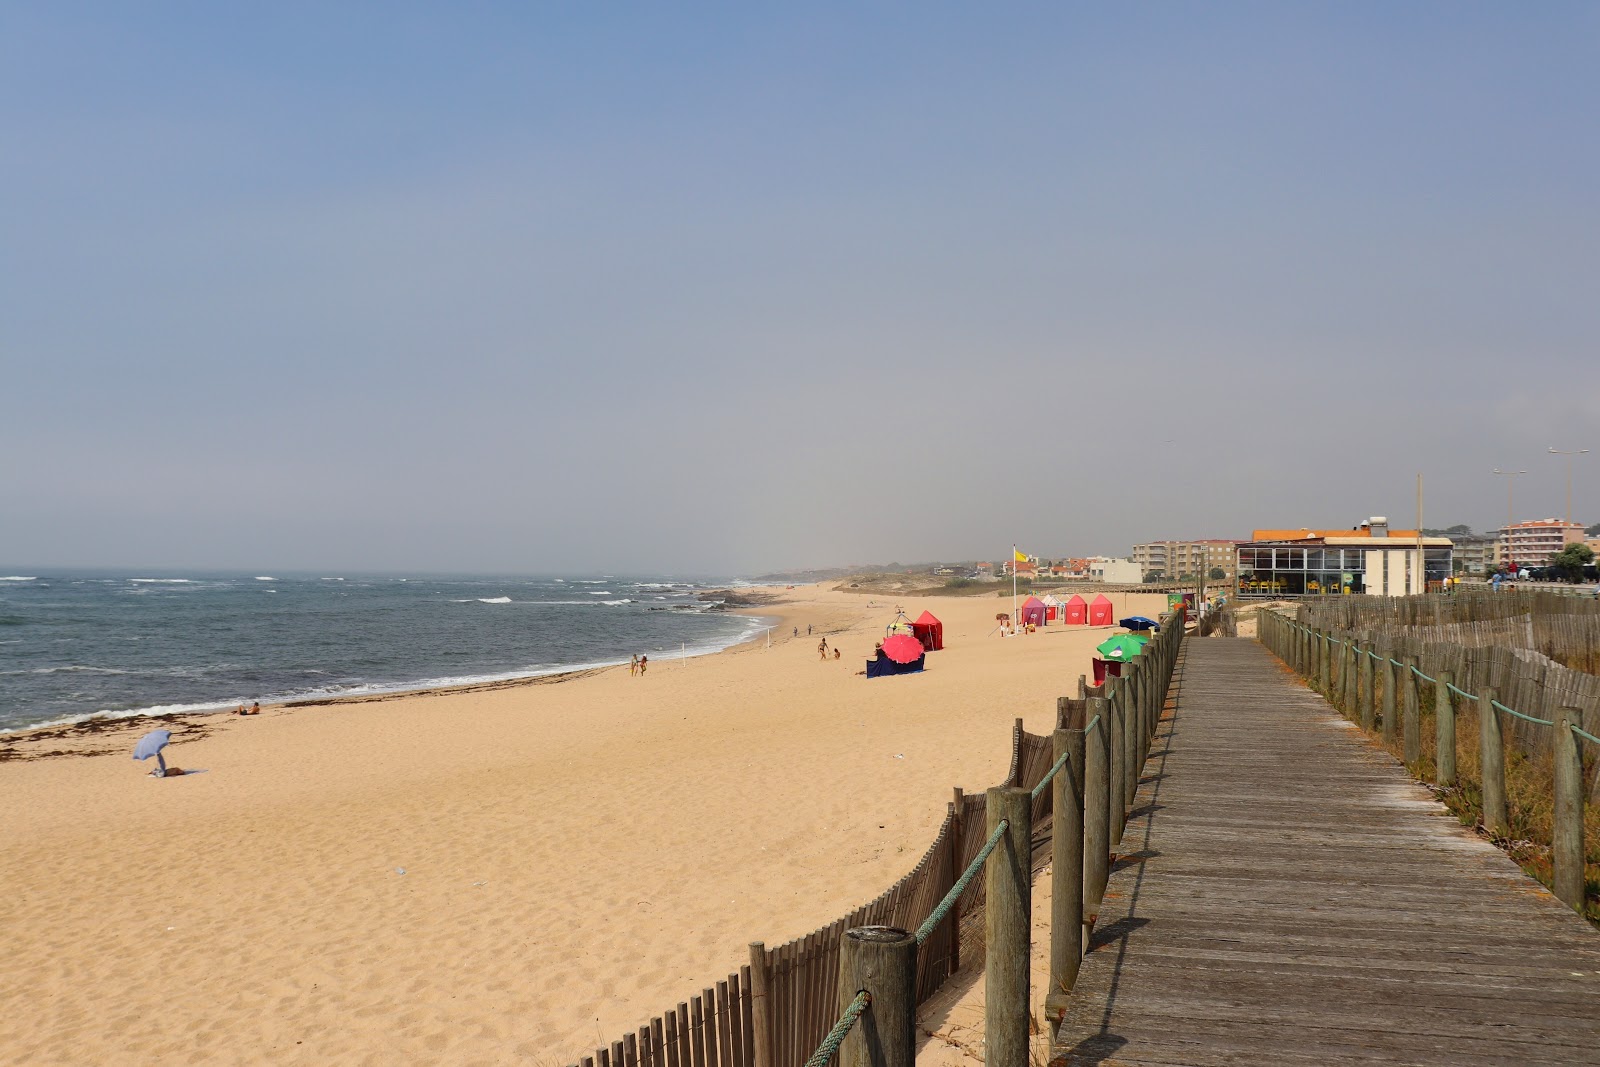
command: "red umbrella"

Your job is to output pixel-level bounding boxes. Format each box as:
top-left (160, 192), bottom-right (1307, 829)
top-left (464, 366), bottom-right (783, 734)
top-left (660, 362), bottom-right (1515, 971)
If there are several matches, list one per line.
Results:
top-left (881, 633), bottom-right (925, 664)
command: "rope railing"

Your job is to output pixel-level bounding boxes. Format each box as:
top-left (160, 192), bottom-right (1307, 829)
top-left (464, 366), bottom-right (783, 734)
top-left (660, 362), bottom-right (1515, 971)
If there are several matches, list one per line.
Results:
top-left (1491, 699), bottom-right (1556, 728)
top-left (1275, 616), bottom-right (1597, 746)
top-left (913, 820), bottom-right (1008, 946)
top-left (802, 990), bottom-right (870, 1067)
top-left (1031, 754), bottom-right (1069, 802)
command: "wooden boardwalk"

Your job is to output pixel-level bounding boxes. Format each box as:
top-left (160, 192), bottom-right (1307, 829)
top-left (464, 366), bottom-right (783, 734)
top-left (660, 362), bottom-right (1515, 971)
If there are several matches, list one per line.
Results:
top-left (1053, 637), bottom-right (1600, 1066)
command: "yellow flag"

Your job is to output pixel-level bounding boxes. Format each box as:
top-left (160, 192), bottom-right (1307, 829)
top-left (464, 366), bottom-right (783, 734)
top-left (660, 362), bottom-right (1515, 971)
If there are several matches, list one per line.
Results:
top-left (1014, 548), bottom-right (1028, 562)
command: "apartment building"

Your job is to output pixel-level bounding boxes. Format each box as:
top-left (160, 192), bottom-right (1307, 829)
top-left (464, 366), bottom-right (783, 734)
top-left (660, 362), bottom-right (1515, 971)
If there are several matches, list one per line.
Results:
top-left (1132, 539), bottom-right (1239, 580)
top-left (1498, 519), bottom-right (1586, 567)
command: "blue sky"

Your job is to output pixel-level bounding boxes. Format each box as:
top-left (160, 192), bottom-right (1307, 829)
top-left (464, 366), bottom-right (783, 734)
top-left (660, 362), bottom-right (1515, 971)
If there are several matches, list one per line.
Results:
top-left (4, 5), bottom-right (1598, 571)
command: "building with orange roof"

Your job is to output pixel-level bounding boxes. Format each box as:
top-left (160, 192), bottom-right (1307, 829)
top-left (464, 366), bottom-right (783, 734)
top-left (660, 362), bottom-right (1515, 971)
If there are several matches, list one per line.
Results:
top-left (1497, 519), bottom-right (1585, 568)
top-left (1235, 517), bottom-right (1453, 597)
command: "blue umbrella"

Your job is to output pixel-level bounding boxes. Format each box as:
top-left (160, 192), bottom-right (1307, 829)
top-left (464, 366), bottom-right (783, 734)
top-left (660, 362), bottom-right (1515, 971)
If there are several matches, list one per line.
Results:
top-left (132, 729), bottom-right (173, 776)
top-left (1119, 616), bottom-right (1160, 632)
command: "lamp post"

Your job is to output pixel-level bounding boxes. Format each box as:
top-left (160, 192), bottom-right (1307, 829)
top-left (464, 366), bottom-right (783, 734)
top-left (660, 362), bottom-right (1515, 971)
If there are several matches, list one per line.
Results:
top-left (1548, 446), bottom-right (1590, 528)
top-left (1492, 468), bottom-right (1526, 571)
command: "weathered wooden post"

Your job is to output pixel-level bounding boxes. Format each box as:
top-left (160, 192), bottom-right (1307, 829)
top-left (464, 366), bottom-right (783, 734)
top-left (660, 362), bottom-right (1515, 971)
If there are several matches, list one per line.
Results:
top-left (748, 942), bottom-right (772, 1067)
top-left (1553, 713), bottom-right (1586, 914)
top-left (836, 926), bottom-right (916, 1067)
top-left (1478, 686), bottom-right (1508, 837)
top-left (1358, 638), bottom-right (1375, 732)
top-left (1124, 671), bottom-right (1141, 811)
top-left (1077, 674), bottom-right (1088, 700)
top-left (1084, 696), bottom-right (1110, 922)
top-left (1108, 683), bottom-right (1126, 846)
top-left (1402, 656), bottom-right (1421, 767)
top-left (948, 790), bottom-right (963, 973)
top-left (1045, 723), bottom-right (1086, 1023)
top-left (1381, 643), bottom-right (1397, 745)
top-left (1435, 670), bottom-right (1457, 787)
top-left (986, 786), bottom-right (1032, 1067)
top-left (1338, 636), bottom-right (1353, 714)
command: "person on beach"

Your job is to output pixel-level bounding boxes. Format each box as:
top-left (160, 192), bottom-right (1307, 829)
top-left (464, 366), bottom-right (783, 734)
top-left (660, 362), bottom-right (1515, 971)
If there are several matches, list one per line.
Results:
top-left (630, 654), bottom-right (639, 676)
top-left (818, 637), bottom-right (829, 660)
top-left (872, 642), bottom-right (887, 661)
top-left (793, 626), bottom-right (798, 638)
top-left (807, 624), bottom-right (812, 636)
top-left (639, 655), bottom-right (648, 675)
top-left (833, 647), bottom-right (841, 660)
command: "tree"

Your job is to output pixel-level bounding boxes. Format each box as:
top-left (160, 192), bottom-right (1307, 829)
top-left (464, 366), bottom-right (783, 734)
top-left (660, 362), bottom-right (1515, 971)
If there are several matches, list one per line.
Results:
top-left (1588, 522), bottom-right (1600, 536)
top-left (1208, 567), bottom-right (1226, 580)
top-left (1551, 543), bottom-right (1595, 582)
top-left (1143, 571), bottom-right (1166, 584)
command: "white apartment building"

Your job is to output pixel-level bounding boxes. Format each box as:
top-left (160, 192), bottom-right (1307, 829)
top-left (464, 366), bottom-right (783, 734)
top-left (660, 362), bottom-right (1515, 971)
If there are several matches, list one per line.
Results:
top-left (1132, 540), bottom-right (1238, 580)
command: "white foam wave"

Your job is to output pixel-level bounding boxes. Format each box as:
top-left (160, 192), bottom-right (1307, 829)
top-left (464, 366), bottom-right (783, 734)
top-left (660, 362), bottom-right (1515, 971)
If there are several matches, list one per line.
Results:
top-left (477, 596), bottom-right (512, 604)
top-left (600, 599), bottom-right (632, 606)
top-left (321, 577), bottom-right (345, 581)
top-left (255, 576), bottom-right (277, 581)
top-left (587, 591), bottom-right (613, 595)
top-left (128, 578), bottom-right (192, 584)
top-left (0, 665), bottom-right (130, 676)
top-left (0, 576), bottom-right (38, 582)
top-left (574, 580), bottom-right (605, 584)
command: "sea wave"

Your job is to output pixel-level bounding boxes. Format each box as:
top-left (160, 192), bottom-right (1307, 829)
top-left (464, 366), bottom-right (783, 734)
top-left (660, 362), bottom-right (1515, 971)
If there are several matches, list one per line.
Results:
top-left (0, 576), bottom-right (38, 582)
top-left (587, 591), bottom-right (613, 595)
top-left (477, 596), bottom-right (512, 604)
top-left (128, 578), bottom-right (192, 584)
top-left (0, 665), bottom-right (130, 676)
top-left (255, 576), bottom-right (277, 581)
top-left (600, 599), bottom-right (632, 606)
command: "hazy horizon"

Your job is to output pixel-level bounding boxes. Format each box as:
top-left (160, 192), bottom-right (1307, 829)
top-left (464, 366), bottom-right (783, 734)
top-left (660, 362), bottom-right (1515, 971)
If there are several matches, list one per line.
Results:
top-left (6, 6), bottom-right (1597, 574)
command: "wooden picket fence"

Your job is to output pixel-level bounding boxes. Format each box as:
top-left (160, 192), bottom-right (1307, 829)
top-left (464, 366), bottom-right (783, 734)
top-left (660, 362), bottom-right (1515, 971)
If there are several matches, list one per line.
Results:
top-left (566, 721), bottom-right (1058, 1067)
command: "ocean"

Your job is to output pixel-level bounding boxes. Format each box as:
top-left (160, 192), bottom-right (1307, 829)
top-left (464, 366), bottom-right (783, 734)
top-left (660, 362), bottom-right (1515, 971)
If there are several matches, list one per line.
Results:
top-left (0, 571), bottom-right (774, 734)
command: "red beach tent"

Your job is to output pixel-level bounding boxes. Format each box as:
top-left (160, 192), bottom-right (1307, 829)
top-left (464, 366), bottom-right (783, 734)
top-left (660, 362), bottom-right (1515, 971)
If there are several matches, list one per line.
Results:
top-left (911, 611), bottom-right (944, 651)
top-left (1088, 594), bottom-right (1114, 626)
top-left (1019, 596), bottom-right (1048, 627)
top-left (1064, 594), bottom-right (1088, 625)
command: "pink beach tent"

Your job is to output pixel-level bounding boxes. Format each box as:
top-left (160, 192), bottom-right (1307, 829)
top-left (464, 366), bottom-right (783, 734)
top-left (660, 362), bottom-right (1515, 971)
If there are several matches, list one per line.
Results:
top-left (1019, 596), bottom-right (1048, 627)
top-left (1088, 594), bottom-right (1114, 626)
top-left (1064, 594), bottom-right (1088, 625)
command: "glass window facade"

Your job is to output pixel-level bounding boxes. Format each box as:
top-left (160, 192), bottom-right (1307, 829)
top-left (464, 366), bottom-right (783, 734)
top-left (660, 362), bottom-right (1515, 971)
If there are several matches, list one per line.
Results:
top-left (1237, 543), bottom-right (1455, 596)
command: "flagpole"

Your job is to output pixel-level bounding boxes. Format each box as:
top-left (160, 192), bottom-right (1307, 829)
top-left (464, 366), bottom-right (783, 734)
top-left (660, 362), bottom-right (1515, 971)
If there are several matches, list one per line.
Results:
top-left (1012, 544), bottom-right (1018, 632)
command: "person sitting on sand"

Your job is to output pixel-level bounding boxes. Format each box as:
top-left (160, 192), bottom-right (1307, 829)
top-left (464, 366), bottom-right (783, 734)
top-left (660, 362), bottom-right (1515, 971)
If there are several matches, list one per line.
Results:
top-left (872, 642), bottom-right (887, 661)
top-left (833, 647), bottom-right (841, 660)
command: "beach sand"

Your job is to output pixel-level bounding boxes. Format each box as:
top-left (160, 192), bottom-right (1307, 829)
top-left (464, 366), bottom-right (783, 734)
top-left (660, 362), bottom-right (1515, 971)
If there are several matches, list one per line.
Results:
top-left (0, 584), bottom-right (1172, 1063)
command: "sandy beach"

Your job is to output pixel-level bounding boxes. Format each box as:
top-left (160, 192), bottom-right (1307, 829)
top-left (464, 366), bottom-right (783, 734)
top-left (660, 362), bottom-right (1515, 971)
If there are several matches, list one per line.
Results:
top-left (0, 583), bottom-right (1171, 1064)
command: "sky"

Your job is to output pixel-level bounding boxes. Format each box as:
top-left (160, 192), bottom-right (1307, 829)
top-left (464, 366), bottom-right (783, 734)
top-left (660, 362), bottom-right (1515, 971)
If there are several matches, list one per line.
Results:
top-left (4, 4), bottom-right (1598, 574)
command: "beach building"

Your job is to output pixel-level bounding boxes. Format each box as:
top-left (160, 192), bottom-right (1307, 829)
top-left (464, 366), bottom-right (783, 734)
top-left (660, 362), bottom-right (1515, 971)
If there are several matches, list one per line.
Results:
top-left (1235, 517), bottom-right (1453, 597)
top-left (1088, 557), bottom-right (1142, 583)
top-left (1497, 519), bottom-right (1585, 568)
top-left (1132, 539), bottom-right (1239, 580)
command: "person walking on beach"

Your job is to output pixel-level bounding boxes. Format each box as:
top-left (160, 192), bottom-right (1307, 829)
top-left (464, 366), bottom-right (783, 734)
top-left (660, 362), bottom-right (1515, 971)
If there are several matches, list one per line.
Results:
top-left (818, 637), bottom-right (829, 660)
top-left (807, 624), bottom-right (812, 636)
top-left (630, 654), bottom-right (639, 676)
top-left (639, 655), bottom-right (648, 675)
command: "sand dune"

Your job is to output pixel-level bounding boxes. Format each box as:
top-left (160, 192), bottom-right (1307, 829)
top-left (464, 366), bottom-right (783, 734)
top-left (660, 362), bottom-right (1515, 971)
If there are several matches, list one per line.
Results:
top-left (0, 584), bottom-right (1171, 1063)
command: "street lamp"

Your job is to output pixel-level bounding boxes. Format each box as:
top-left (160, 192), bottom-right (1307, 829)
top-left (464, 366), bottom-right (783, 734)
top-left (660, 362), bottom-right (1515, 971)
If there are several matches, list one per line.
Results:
top-left (1548, 446), bottom-right (1590, 528)
top-left (1492, 468), bottom-right (1526, 571)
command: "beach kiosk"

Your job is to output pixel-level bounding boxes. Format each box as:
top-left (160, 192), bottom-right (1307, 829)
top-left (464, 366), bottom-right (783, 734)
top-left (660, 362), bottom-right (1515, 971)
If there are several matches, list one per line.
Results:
top-left (911, 610), bottom-right (944, 651)
top-left (1019, 596), bottom-right (1048, 628)
top-left (1064, 594), bottom-right (1088, 625)
top-left (1088, 594), bottom-right (1114, 626)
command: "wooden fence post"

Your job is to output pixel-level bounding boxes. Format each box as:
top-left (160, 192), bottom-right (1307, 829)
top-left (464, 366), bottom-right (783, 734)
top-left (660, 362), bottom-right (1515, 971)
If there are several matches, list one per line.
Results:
top-left (836, 926), bottom-right (916, 1067)
top-left (1553, 713), bottom-right (1586, 914)
top-left (1045, 725), bottom-right (1086, 1023)
top-left (949, 788), bottom-right (963, 974)
top-left (1108, 685), bottom-right (1126, 847)
top-left (748, 942), bottom-right (772, 1067)
top-left (1123, 673), bottom-right (1140, 811)
top-left (1479, 686), bottom-right (1508, 838)
top-left (1084, 695), bottom-right (1110, 924)
top-left (986, 787), bottom-right (1033, 1067)
top-left (1359, 639), bottom-right (1375, 733)
top-left (1381, 644), bottom-right (1397, 745)
top-left (1435, 671), bottom-right (1456, 787)
top-left (1402, 656), bottom-right (1421, 767)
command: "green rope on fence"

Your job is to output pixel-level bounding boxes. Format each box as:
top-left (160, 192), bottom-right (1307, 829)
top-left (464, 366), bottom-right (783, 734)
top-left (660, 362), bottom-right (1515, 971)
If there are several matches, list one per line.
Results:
top-left (913, 820), bottom-right (1008, 946)
top-left (1031, 751), bottom-right (1070, 801)
top-left (1490, 699), bottom-right (1555, 728)
top-left (1409, 664), bottom-right (1438, 684)
top-left (1085, 713), bottom-right (1101, 735)
top-left (802, 990), bottom-right (871, 1067)
top-left (1572, 724), bottom-right (1600, 747)
top-left (1447, 682), bottom-right (1477, 701)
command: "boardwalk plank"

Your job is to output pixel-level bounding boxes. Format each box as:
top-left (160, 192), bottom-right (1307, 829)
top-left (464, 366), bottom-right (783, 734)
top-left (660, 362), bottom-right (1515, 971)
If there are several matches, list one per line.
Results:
top-left (1052, 638), bottom-right (1600, 1067)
